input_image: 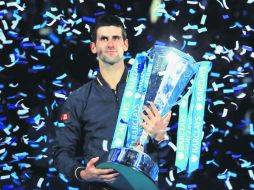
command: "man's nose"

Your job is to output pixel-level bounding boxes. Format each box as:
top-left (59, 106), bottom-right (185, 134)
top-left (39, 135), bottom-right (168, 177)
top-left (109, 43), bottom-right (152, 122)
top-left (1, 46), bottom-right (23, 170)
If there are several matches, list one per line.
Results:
top-left (107, 39), bottom-right (115, 48)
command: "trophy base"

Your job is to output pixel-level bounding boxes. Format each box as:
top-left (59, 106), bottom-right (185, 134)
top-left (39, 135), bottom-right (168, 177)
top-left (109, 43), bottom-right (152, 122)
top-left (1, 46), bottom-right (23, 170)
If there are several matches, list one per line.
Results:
top-left (97, 147), bottom-right (158, 190)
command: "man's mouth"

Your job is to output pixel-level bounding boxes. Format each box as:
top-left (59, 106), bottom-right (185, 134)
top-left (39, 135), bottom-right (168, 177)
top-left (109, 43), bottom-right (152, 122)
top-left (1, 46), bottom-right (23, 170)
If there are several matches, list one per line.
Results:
top-left (107, 50), bottom-right (116, 53)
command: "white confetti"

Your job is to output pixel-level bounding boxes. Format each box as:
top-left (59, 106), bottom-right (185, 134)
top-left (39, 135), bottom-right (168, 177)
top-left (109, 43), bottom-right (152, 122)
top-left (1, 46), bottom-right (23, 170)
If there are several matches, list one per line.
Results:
top-left (200, 15), bottom-right (207, 25)
top-left (225, 178), bottom-right (233, 190)
top-left (20, 103), bottom-right (29, 110)
top-left (216, 0), bottom-right (224, 8)
top-left (128, 58), bottom-right (135, 65)
top-left (46, 14), bottom-right (64, 26)
top-left (222, 0), bottom-right (229, 9)
top-left (165, 177), bottom-right (173, 186)
top-left (72, 29), bottom-right (81, 35)
top-left (22, 135), bottom-right (29, 144)
top-left (5, 54), bottom-right (16, 67)
top-left (169, 35), bottom-right (177, 42)
top-left (31, 55), bottom-right (39, 61)
top-left (12, 125), bottom-right (20, 132)
top-left (88, 69), bottom-right (97, 79)
top-left (32, 121), bottom-right (45, 131)
top-left (237, 93), bottom-right (246, 99)
top-left (37, 178), bottom-right (44, 188)
top-left (221, 56), bottom-right (231, 63)
top-left (0, 175), bottom-right (10, 180)
top-left (240, 49), bottom-right (246, 55)
top-left (9, 83), bottom-right (19, 88)
top-left (169, 170), bottom-right (175, 181)
top-left (97, 3), bottom-right (106, 9)
top-left (102, 140), bottom-right (108, 152)
top-left (168, 141), bottom-right (177, 152)
top-left (224, 130), bottom-right (229, 137)
top-left (187, 1), bottom-right (198, 5)
top-left (250, 52), bottom-right (254, 58)
top-left (230, 102), bottom-right (238, 110)
top-left (0, 148), bottom-right (6, 154)
top-left (17, 109), bottom-right (29, 115)
top-left (85, 24), bottom-right (90, 33)
top-left (134, 24), bottom-right (146, 36)
top-left (6, 2), bottom-right (25, 11)
top-left (223, 74), bottom-right (233, 79)
top-left (221, 108), bottom-right (228, 117)
top-left (212, 82), bottom-right (219, 91)
top-left (234, 40), bottom-right (239, 50)
top-left (245, 25), bottom-right (254, 31)
top-left (199, 2), bottom-right (206, 9)
top-left (248, 170), bottom-right (254, 180)
top-left (2, 20), bottom-right (8, 30)
top-left (214, 45), bottom-right (223, 54)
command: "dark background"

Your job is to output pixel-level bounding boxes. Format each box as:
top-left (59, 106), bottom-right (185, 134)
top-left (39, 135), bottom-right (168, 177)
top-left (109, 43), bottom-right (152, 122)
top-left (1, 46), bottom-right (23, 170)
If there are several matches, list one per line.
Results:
top-left (0, 0), bottom-right (253, 189)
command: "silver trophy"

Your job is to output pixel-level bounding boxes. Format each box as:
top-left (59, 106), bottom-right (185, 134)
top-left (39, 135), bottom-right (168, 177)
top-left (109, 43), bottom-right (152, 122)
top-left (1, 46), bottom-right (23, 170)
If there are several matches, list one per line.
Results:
top-left (97, 46), bottom-right (200, 190)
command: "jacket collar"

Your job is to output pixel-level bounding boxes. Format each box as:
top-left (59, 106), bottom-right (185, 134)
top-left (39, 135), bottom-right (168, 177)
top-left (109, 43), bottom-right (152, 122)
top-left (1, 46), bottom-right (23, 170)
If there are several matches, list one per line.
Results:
top-left (96, 65), bottom-right (129, 87)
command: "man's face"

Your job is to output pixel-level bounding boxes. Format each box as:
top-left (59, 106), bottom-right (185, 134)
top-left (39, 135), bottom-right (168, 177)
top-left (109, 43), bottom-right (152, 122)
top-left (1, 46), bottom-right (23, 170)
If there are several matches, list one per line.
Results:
top-left (90, 26), bottom-right (128, 65)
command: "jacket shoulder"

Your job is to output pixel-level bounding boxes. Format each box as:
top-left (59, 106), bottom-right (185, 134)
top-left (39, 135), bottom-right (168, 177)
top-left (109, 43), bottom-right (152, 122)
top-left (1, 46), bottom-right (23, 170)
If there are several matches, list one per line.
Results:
top-left (67, 80), bottom-right (93, 101)
top-left (63, 80), bottom-right (94, 116)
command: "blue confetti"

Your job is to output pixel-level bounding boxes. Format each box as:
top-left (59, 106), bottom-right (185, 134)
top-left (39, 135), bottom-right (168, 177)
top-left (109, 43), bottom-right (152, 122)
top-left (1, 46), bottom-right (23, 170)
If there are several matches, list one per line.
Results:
top-left (82, 16), bottom-right (96, 23)
top-left (48, 33), bottom-right (60, 44)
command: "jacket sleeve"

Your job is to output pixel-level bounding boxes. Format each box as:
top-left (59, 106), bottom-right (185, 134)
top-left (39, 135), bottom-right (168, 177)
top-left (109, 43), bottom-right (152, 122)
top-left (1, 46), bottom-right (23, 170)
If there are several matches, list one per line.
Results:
top-left (52, 96), bottom-right (84, 181)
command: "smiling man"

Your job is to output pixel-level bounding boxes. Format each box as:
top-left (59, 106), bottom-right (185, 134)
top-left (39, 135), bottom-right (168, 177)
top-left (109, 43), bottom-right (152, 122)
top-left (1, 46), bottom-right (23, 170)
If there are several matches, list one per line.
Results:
top-left (53, 15), bottom-right (171, 190)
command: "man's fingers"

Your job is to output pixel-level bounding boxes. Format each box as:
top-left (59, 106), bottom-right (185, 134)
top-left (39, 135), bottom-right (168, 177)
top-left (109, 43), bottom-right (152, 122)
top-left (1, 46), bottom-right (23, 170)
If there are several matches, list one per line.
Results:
top-left (140, 113), bottom-right (150, 124)
top-left (143, 105), bottom-right (154, 119)
top-left (139, 121), bottom-right (153, 137)
top-left (149, 102), bottom-right (160, 117)
top-left (96, 168), bottom-right (115, 175)
top-left (99, 172), bottom-right (120, 180)
top-left (163, 111), bottom-right (172, 122)
top-left (87, 157), bottom-right (99, 168)
top-left (139, 121), bottom-right (148, 130)
top-left (105, 177), bottom-right (118, 183)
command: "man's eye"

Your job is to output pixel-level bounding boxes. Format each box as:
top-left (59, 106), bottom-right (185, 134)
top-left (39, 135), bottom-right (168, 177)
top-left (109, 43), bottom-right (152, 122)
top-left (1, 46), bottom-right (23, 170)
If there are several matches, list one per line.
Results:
top-left (113, 36), bottom-right (121, 40)
top-left (101, 37), bottom-right (108, 41)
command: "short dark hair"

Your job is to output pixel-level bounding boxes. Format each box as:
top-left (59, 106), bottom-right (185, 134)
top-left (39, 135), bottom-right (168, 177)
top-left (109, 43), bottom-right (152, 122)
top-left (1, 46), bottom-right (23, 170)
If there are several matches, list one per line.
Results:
top-left (91, 15), bottom-right (127, 42)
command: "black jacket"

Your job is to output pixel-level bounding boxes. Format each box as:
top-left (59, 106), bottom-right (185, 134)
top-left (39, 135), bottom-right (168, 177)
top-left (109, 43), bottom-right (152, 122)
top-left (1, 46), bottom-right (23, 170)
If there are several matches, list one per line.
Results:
top-left (53, 67), bottom-right (130, 180)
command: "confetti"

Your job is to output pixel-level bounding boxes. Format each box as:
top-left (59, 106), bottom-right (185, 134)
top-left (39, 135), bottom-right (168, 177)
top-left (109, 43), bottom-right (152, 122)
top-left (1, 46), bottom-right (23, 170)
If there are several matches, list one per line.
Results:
top-left (133, 24), bottom-right (146, 36)
top-left (102, 140), bottom-right (108, 152)
top-left (37, 177), bottom-right (44, 188)
top-left (168, 141), bottom-right (177, 152)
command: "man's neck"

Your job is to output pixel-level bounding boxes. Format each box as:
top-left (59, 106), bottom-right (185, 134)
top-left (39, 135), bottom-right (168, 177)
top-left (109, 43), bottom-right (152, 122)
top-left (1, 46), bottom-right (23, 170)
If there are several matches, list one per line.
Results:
top-left (99, 62), bottom-right (125, 90)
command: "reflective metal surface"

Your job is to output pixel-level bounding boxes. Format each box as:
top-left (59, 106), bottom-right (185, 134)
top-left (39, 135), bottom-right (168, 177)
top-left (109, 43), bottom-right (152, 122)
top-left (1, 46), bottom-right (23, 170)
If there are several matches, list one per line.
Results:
top-left (107, 147), bottom-right (159, 181)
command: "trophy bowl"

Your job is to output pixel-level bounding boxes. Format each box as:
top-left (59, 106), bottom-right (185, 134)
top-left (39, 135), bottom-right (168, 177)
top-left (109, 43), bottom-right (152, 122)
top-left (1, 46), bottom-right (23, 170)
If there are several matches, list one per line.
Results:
top-left (97, 147), bottom-right (158, 190)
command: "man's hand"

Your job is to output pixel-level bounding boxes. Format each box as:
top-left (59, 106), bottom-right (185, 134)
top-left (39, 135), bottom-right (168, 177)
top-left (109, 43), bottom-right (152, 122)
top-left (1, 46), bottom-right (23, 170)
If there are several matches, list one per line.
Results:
top-left (139, 102), bottom-right (171, 142)
top-left (80, 157), bottom-right (119, 183)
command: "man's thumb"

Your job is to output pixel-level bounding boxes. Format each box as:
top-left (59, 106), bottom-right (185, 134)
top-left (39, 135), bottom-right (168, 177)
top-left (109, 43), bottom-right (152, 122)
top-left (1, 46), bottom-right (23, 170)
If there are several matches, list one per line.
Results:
top-left (87, 157), bottom-right (100, 167)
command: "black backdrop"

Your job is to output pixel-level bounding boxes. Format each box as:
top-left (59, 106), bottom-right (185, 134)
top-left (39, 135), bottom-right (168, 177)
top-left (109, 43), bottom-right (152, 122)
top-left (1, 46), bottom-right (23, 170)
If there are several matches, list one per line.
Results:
top-left (0, 0), bottom-right (253, 189)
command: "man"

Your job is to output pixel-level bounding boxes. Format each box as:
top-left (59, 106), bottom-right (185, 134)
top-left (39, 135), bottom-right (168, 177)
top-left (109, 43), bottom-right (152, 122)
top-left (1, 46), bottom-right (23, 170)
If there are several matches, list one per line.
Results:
top-left (53, 15), bottom-right (171, 190)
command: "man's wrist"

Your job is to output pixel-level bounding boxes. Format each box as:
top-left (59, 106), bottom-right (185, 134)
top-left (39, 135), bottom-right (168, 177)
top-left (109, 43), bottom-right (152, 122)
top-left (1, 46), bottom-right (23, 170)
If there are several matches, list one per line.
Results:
top-left (153, 133), bottom-right (170, 148)
top-left (154, 133), bottom-right (169, 143)
top-left (74, 166), bottom-right (86, 181)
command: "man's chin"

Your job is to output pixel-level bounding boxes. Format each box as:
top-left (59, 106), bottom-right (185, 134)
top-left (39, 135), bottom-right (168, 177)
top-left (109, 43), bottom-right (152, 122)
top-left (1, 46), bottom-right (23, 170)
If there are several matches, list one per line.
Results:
top-left (104, 59), bottom-right (122, 65)
top-left (104, 61), bottom-right (116, 65)
top-left (99, 55), bottom-right (123, 65)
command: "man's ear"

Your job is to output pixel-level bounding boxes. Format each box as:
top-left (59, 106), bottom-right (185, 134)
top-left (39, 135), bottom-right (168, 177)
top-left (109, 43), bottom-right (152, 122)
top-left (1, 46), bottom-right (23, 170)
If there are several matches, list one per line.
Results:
top-left (123, 39), bottom-right (129, 52)
top-left (90, 42), bottom-right (97, 54)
